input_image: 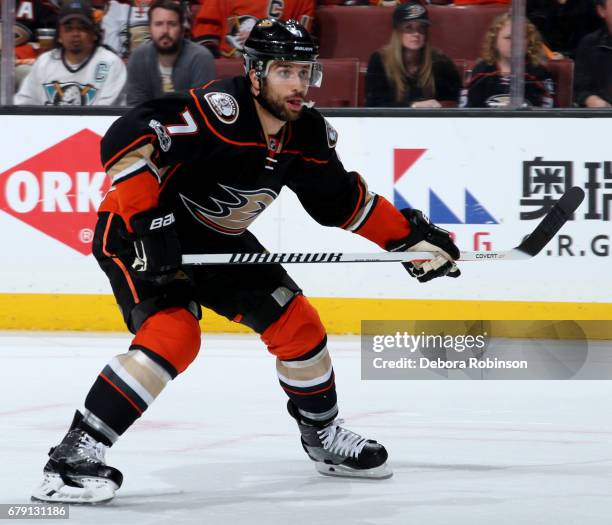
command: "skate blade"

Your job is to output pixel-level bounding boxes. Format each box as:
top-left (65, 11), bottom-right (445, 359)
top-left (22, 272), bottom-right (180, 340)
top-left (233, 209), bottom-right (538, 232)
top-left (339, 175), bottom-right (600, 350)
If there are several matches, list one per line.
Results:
top-left (315, 461), bottom-right (393, 480)
top-left (31, 473), bottom-right (118, 504)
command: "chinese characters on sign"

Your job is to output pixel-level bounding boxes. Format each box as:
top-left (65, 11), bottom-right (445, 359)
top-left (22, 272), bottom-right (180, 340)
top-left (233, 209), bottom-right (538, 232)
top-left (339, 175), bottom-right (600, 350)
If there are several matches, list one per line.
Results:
top-left (521, 157), bottom-right (611, 221)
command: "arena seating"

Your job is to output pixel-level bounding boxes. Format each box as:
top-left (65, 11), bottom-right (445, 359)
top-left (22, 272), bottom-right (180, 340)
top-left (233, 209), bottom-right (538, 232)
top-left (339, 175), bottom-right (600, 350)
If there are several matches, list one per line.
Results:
top-left (212, 4), bottom-right (573, 108)
top-left (317, 4), bottom-right (509, 61)
top-left (544, 59), bottom-right (574, 108)
top-left (357, 59), bottom-right (468, 107)
top-left (317, 5), bottom-right (574, 108)
top-left (462, 58), bottom-right (574, 107)
top-left (216, 55), bottom-right (573, 108)
top-left (214, 58), bottom-right (245, 79)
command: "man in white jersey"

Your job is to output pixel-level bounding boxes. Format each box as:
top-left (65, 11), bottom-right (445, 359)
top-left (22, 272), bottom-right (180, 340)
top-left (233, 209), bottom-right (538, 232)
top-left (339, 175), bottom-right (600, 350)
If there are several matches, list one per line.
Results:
top-left (15, 0), bottom-right (126, 106)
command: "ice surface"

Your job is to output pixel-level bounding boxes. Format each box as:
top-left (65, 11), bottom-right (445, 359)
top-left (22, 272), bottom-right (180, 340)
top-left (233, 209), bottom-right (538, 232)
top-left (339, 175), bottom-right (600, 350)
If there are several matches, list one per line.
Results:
top-left (1, 332), bottom-right (611, 524)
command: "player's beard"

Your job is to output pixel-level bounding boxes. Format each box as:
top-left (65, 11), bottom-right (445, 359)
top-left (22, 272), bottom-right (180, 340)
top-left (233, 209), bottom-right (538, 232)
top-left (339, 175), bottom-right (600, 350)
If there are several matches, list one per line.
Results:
top-left (259, 80), bottom-right (306, 122)
top-left (154, 35), bottom-right (181, 55)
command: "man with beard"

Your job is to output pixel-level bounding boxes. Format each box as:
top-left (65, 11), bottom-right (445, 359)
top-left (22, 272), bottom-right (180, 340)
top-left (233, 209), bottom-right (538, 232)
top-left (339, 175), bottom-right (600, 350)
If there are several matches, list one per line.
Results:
top-left (15, 0), bottom-right (125, 105)
top-left (32, 19), bottom-right (460, 504)
top-left (126, 0), bottom-right (214, 106)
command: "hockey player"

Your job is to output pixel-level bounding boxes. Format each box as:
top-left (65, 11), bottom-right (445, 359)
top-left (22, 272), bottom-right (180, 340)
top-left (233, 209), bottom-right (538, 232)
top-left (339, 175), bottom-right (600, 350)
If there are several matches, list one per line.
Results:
top-left (32, 18), bottom-right (460, 504)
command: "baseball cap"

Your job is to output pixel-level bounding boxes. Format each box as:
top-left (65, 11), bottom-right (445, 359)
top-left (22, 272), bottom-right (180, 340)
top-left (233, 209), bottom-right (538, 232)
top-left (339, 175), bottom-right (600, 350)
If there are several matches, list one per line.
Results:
top-left (393, 1), bottom-right (431, 28)
top-left (58, 0), bottom-right (96, 27)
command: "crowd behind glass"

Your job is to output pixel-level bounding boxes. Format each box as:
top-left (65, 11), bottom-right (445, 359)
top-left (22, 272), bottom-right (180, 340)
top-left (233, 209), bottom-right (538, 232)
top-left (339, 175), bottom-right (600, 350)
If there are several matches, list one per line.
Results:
top-left (2, 0), bottom-right (610, 108)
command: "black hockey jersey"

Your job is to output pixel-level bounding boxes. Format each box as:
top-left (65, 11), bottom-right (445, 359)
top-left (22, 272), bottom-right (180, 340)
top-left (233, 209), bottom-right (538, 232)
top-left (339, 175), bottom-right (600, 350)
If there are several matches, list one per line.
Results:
top-left (99, 76), bottom-right (377, 252)
top-left (460, 61), bottom-right (555, 108)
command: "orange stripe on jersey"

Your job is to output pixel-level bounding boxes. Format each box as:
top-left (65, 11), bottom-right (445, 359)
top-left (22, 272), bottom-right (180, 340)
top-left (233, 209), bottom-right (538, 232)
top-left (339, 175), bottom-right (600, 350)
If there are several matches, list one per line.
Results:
top-left (282, 149), bottom-right (330, 164)
top-left (114, 173), bottom-right (160, 229)
top-left (113, 258), bottom-right (140, 304)
top-left (339, 175), bottom-right (365, 229)
top-left (189, 88), bottom-right (267, 148)
top-left (102, 213), bottom-right (140, 304)
top-left (199, 79), bottom-right (217, 90)
top-left (103, 134), bottom-right (156, 171)
top-left (354, 196), bottom-right (411, 249)
top-left (301, 156), bottom-right (329, 164)
top-left (99, 372), bottom-right (143, 414)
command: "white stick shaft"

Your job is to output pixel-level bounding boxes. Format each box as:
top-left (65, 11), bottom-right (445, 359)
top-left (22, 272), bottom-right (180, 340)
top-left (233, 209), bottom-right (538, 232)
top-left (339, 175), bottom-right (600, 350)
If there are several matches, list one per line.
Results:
top-left (182, 249), bottom-right (530, 265)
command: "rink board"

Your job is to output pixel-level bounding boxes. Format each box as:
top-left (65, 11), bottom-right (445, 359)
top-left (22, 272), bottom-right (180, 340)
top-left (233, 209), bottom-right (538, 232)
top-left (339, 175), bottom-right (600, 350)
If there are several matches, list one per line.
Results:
top-left (0, 113), bottom-right (609, 335)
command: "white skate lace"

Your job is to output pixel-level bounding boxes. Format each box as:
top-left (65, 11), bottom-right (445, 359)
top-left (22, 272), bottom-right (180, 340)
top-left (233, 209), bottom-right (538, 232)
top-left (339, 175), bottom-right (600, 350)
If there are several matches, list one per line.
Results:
top-left (76, 433), bottom-right (106, 464)
top-left (317, 419), bottom-right (368, 459)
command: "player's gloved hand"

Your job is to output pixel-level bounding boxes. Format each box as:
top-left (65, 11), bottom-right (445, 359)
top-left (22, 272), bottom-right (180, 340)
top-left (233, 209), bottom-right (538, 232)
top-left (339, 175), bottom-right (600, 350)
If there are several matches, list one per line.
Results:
top-left (386, 209), bottom-right (461, 283)
top-left (129, 207), bottom-right (182, 285)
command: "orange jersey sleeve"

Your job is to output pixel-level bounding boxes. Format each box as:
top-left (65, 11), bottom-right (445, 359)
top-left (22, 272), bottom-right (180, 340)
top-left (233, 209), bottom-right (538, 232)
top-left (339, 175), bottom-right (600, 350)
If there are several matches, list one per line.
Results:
top-left (193, 0), bottom-right (316, 57)
top-left (99, 90), bottom-right (213, 229)
top-left (290, 0), bottom-right (315, 31)
top-left (192, 0), bottom-right (226, 49)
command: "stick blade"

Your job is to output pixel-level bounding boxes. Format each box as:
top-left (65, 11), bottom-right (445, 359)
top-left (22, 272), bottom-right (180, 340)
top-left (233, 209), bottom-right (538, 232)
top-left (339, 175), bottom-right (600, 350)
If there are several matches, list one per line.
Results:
top-left (516, 186), bottom-right (585, 257)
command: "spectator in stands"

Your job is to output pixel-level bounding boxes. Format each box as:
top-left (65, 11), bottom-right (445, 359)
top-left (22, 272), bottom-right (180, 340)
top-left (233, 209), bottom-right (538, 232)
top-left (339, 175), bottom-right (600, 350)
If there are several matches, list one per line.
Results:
top-left (125, 0), bottom-right (214, 105)
top-left (365, 1), bottom-right (461, 107)
top-left (0, 0), bottom-right (59, 87)
top-left (574, 0), bottom-right (612, 107)
top-left (15, 0), bottom-right (126, 105)
top-left (461, 13), bottom-right (554, 108)
top-left (191, 0), bottom-right (315, 58)
top-left (527, 0), bottom-right (601, 60)
top-left (102, 0), bottom-right (151, 59)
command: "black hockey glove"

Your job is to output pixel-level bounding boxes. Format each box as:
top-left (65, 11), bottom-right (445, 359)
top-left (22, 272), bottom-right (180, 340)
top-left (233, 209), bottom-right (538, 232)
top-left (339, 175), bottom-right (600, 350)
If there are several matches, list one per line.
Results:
top-left (129, 207), bottom-right (182, 285)
top-left (386, 209), bottom-right (461, 283)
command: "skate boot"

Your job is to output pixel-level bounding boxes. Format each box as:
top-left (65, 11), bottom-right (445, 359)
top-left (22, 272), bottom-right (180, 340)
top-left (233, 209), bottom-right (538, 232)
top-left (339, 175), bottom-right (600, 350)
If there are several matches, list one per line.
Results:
top-left (288, 401), bottom-right (392, 479)
top-left (31, 411), bottom-right (123, 504)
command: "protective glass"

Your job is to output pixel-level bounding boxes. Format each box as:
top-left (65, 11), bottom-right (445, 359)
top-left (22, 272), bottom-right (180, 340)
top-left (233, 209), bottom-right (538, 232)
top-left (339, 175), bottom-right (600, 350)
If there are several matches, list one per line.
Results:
top-left (263, 61), bottom-right (323, 88)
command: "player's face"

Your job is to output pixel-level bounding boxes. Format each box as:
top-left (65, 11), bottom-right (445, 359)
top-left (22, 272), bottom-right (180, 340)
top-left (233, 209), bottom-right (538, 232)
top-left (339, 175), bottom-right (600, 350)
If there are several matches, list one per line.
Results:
top-left (261, 62), bottom-right (311, 121)
top-left (150, 7), bottom-right (183, 54)
top-left (58, 19), bottom-right (96, 55)
top-left (496, 21), bottom-right (513, 62)
top-left (399, 21), bottom-right (427, 51)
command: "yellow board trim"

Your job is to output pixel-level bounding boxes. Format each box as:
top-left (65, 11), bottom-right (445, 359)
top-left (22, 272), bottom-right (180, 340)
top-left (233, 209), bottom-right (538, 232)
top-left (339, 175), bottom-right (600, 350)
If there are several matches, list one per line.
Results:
top-left (0, 294), bottom-right (610, 339)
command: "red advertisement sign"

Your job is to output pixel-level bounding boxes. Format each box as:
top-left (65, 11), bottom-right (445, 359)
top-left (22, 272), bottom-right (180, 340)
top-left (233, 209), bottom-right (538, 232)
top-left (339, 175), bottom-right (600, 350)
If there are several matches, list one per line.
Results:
top-left (0, 129), bottom-right (109, 255)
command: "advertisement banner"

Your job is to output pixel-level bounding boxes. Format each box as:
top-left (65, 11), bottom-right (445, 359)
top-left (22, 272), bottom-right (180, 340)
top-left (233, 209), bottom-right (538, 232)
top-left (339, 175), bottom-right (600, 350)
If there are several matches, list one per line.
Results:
top-left (0, 115), bottom-right (609, 305)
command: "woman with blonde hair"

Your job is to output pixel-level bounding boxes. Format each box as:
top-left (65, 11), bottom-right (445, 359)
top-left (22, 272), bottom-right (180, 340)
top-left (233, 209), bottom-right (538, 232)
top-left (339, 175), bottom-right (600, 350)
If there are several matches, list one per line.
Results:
top-left (365, 1), bottom-right (461, 107)
top-left (461, 12), bottom-right (554, 107)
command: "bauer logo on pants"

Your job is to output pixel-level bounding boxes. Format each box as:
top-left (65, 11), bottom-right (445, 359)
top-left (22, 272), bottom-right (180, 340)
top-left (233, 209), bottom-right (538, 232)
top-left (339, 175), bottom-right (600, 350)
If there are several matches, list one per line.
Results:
top-left (0, 128), bottom-right (109, 255)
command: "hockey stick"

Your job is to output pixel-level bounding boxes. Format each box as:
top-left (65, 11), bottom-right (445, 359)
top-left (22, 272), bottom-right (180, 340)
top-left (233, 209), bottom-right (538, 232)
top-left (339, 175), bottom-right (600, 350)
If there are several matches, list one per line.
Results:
top-left (182, 186), bottom-right (585, 265)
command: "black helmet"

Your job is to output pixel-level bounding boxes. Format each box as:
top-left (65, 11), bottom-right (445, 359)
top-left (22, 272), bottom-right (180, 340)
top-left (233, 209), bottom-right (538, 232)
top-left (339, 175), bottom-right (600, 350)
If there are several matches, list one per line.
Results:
top-left (243, 19), bottom-right (322, 87)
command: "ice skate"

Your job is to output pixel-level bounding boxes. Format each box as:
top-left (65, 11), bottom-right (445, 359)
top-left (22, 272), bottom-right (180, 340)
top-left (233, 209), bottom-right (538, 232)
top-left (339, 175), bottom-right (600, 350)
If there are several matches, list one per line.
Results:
top-left (288, 401), bottom-right (393, 479)
top-left (31, 411), bottom-right (123, 504)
